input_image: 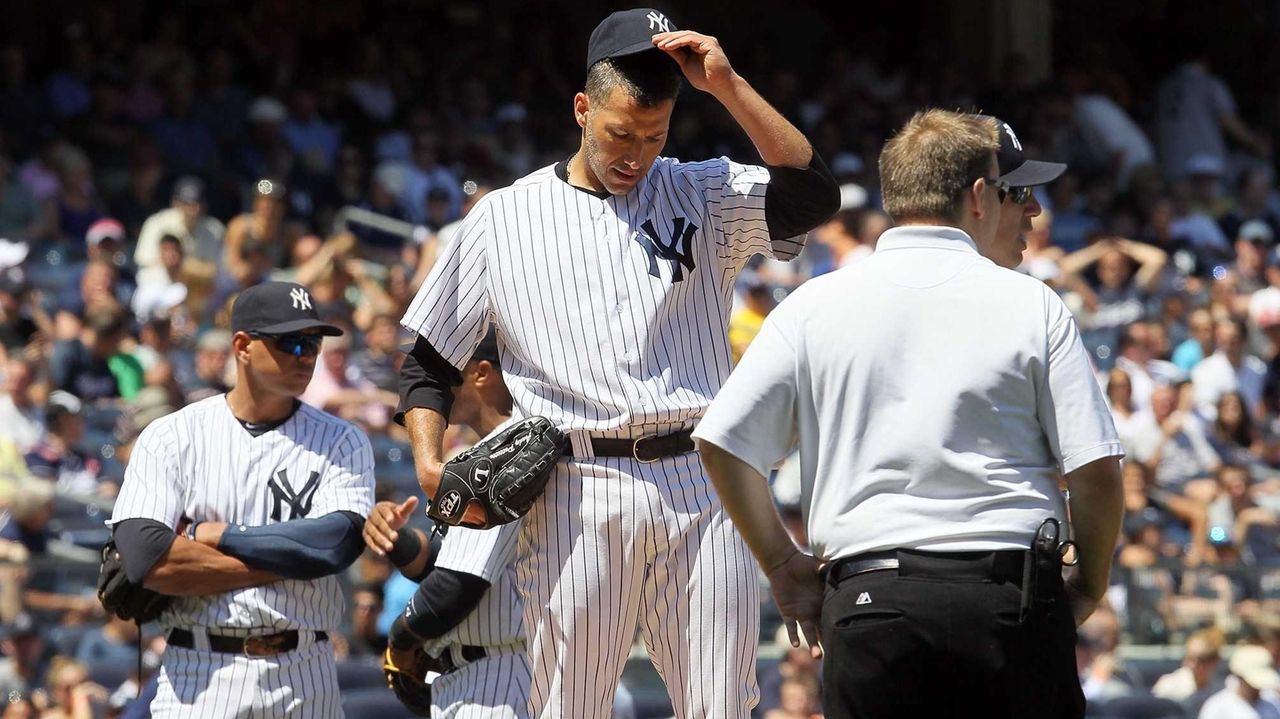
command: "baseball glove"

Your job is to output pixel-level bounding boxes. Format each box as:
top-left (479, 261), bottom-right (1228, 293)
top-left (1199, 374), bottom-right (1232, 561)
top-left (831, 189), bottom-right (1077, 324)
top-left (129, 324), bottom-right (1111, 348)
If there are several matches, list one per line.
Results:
top-left (427, 416), bottom-right (566, 529)
top-left (97, 538), bottom-right (171, 623)
top-left (382, 646), bottom-right (435, 717)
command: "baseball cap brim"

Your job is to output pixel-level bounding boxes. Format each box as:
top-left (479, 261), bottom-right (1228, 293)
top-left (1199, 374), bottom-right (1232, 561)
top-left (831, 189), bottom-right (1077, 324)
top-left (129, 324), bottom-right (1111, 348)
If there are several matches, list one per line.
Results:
top-left (588, 40), bottom-right (665, 69)
top-left (252, 318), bottom-right (344, 336)
top-left (998, 159), bottom-right (1067, 188)
top-left (1239, 666), bottom-right (1280, 691)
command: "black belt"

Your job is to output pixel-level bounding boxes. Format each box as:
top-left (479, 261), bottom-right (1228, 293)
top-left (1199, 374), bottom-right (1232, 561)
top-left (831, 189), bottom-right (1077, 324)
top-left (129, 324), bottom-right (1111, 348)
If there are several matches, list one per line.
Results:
top-left (167, 628), bottom-right (328, 657)
top-left (563, 429), bottom-right (695, 463)
top-left (824, 549), bottom-right (1026, 587)
top-left (437, 645), bottom-right (487, 674)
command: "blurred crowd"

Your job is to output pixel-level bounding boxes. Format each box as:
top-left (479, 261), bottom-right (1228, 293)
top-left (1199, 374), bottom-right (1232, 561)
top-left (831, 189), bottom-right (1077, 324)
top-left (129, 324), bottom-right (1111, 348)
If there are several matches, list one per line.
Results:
top-left (0, 3), bottom-right (1279, 717)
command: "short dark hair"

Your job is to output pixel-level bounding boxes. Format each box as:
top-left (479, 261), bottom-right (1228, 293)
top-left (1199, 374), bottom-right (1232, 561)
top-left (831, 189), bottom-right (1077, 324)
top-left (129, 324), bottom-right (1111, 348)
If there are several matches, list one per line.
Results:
top-left (585, 53), bottom-right (681, 107)
top-left (86, 308), bottom-right (129, 338)
top-left (159, 233), bottom-right (183, 249)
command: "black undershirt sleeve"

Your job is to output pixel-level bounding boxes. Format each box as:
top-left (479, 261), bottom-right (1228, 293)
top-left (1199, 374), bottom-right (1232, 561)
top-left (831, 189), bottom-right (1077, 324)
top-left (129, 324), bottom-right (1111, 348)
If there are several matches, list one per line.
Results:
top-left (387, 568), bottom-right (490, 649)
top-left (401, 532), bottom-right (444, 584)
top-left (112, 519), bottom-right (179, 585)
top-left (395, 337), bottom-right (462, 426)
top-left (763, 151), bottom-right (841, 241)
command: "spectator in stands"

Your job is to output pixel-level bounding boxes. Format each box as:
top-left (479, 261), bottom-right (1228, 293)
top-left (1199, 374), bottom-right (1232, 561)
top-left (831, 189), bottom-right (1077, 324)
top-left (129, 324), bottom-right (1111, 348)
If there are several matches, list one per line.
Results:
top-left (350, 313), bottom-right (401, 394)
top-left (1220, 168), bottom-right (1280, 244)
top-left (73, 614), bottom-right (138, 668)
top-left (1208, 393), bottom-right (1261, 467)
top-left (222, 178), bottom-right (287, 286)
top-left (131, 234), bottom-right (214, 327)
top-left (1206, 464), bottom-right (1279, 564)
top-left (1156, 54), bottom-right (1271, 183)
top-left (728, 274), bottom-right (775, 364)
top-left (0, 358), bottom-right (43, 452)
top-left (300, 334), bottom-right (395, 431)
top-left (283, 86), bottom-right (341, 173)
top-left (1077, 606), bottom-right (1134, 701)
top-left (1193, 319), bottom-right (1268, 419)
top-left (345, 582), bottom-right (387, 658)
top-left (181, 329), bottom-right (231, 403)
top-left (23, 391), bottom-right (107, 497)
top-left (1115, 321), bottom-right (1183, 413)
top-left (0, 264), bottom-right (43, 357)
top-left (764, 674), bottom-right (823, 719)
top-left (1196, 645), bottom-right (1280, 719)
top-left (49, 146), bottom-right (103, 248)
top-left (1153, 628), bottom-right (1226, 703)
top-left (49, 308), bottom-right (138, 403)
top-left (0, 154), bottom-right (45, 242)
top-left (41, 656), bottom-right (108, 719)
top-left (1175, 309), bottom-right (1218, 373)
top-left (133, 176), bottom-right (225, 271)
top-left (1061, 236), bottom-right (1168, 367)
top-left (0, 476), bottom-right (55, 555)
top-left (1129, 382), bottom-right (1221, 499)
top-left (812, 207), bottom-right (888, 270)
top-left (400, 132), bottom-right (460, 225)
top-left (0, 613), bottom-right (46, 702)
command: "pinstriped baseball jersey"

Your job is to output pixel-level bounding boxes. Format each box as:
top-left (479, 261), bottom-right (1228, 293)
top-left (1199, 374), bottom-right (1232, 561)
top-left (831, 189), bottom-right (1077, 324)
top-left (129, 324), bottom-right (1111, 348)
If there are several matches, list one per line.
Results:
top-left (400, 156), bottom-right (801, 428)
top-left (108, 395), bottom-right (376, 633)
top-left (419, 521), bottom-right (522, 655)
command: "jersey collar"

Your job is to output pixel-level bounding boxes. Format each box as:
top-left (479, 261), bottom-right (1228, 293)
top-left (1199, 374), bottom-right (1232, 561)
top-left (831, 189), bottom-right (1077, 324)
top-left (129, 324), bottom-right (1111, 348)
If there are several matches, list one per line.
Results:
top-left (554, 156), bottom-right (615, 200)
top-left (873, 225), bottom-right (981, 255)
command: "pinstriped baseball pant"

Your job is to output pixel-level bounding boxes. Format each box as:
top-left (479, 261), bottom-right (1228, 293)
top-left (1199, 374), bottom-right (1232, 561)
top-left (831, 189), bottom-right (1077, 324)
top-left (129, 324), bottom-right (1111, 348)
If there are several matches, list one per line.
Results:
top-left (151, 637), bottom-right (341, 718)
top-left (518, 452), bottom-right (760, 719)
top-left (431, 647), bottom-right (530, 719)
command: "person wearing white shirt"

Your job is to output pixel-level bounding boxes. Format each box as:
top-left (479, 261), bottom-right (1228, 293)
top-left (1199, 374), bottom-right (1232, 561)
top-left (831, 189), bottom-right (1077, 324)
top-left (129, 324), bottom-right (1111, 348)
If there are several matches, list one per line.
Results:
top-left (1192, 319), bottom-right (1267, 419)
top-left (133, 177), bottom-right (225, 272)
top-left (695, 110), bottom-right (1124, 719)
top-left (1198, 646), bottom-right (1280, 719)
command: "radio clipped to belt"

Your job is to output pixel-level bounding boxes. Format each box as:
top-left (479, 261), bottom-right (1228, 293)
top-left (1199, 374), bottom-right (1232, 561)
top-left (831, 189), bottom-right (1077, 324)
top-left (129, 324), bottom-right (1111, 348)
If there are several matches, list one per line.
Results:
top-left (1019, 517), bottom-right (1078, 623)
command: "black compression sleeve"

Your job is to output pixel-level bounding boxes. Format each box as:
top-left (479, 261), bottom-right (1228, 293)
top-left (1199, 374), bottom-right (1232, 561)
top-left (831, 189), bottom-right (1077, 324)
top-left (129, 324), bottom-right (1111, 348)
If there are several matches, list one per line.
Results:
top-left (112, 519), bottom-right (178, 585)
top-left (764, 151), bottom-right (841, 240)
top-left (401, 532), bottom-right (443, 584)
top-left (395, 337), bottom-right (461, 426)
top-left (216, 511), bottom-right (366, 580)
top-left (387, 568), bottom-right (490, 649)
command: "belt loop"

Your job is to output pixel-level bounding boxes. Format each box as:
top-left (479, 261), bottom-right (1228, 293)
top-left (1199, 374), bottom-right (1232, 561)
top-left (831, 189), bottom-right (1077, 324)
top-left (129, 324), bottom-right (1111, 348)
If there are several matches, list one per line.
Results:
top-left (568, 432), bottom-right (593, 460)
top-left (192, 626), bottom-right (210, 653)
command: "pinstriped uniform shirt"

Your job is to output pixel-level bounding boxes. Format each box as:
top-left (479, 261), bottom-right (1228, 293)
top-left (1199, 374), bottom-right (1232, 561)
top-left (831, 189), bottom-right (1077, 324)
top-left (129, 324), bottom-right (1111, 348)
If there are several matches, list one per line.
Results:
top-left (401, 157), bottom-right (803, 432)
top-left (108, 396), bottom-right (376, 632)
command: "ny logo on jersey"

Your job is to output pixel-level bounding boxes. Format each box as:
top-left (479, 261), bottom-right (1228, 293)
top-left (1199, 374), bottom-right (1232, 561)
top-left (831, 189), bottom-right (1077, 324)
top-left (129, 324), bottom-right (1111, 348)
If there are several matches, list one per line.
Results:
top-left (267, 469), bottom-right (321, 521)
top-left (290, 287), bottom-right (312, 311)
top-left (637, 217), bottom-right (698, 282)
top-left (646, 11), bottom-right (671, 32)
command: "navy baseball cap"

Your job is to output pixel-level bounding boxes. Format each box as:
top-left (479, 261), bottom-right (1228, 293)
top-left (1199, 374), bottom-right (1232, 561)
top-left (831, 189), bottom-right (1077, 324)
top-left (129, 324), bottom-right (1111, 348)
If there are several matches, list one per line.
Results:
top-left (472, 328), bottom-right (500, 366)
top-left (231, 281), bottom-right (343, 336)
top-left (587, 8), bottom-right (677, 69)
top-left (975, 115), bottom-right (1067, 187)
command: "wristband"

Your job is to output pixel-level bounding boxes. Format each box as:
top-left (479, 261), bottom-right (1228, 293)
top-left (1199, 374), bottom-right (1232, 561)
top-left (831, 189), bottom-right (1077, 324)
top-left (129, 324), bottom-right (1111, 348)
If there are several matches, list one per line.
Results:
top-left (184, 522), bottom-right (202, 542)
top-left (387, 528), bottom-right (424, 567)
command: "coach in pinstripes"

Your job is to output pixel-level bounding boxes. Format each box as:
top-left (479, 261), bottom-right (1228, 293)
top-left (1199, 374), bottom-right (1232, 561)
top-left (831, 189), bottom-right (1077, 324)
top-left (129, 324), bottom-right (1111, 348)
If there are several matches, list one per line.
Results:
top-left (397, 8), bottom-right (839, 719)
top-left (107, 281), bottom-right (375, 718)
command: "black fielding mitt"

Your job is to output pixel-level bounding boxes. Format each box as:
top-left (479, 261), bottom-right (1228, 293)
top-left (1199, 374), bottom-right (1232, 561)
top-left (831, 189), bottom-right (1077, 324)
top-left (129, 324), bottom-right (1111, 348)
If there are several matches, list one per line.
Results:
top-left (382, 646), bottom-right (436, 716)
top-left (427, 416), bottom-right (566, 529)
top-left (97, 538), bottom-right (171, 623)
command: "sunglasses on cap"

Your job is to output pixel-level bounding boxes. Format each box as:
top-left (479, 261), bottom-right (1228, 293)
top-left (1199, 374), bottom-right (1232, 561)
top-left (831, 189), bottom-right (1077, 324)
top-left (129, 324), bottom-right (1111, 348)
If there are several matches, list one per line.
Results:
top-left (984, 178), bottom-right (1033, 205)
top-left (249, 332), bottom-right (323, 357)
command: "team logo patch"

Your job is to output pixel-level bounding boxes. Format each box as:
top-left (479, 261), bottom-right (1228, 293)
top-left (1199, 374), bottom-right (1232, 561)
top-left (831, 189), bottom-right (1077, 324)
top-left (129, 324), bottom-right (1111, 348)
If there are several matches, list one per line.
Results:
top-left (636, 217), bottom-right (698, 282)
top-left (267, 469), bottom-right (321, 521)
top-left (436, 490), bottom-right (462, 517)
top-left (290, 287), bottom-right (312, 311)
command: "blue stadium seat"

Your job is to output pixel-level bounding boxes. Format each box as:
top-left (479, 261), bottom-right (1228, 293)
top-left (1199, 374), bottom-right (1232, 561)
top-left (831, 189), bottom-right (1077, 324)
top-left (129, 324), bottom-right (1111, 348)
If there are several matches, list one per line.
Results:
top-left (342, 688), bottom-right (412, 718)
top-left (1099, 693), bottom-right (1185, 719)
top-left (336, 659), bottom-right (386, 692)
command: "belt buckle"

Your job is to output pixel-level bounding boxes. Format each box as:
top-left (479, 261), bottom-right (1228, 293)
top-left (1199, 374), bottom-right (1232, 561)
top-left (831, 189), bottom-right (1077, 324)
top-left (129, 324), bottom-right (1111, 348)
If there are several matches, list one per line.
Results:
top-left (632, 436), bottom-right (660, 464)
top-left (243, 634), bottom-right (285, 658)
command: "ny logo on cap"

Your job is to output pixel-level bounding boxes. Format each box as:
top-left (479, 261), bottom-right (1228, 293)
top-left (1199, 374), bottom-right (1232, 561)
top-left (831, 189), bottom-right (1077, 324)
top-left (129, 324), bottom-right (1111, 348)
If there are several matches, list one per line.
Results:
top-left (646, 10), bottom-right (671, 32)
top-left (290, 287), bottom-right (312, 311)
top-left (1002, 123), bottom-right (1023, 152)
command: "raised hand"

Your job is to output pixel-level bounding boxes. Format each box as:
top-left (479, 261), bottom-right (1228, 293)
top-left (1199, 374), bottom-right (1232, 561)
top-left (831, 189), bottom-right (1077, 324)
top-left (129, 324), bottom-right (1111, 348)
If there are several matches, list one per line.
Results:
top-left (364, 497), bottom-right (419, 556)
top-left (651, 31), bottom-right (737, 95)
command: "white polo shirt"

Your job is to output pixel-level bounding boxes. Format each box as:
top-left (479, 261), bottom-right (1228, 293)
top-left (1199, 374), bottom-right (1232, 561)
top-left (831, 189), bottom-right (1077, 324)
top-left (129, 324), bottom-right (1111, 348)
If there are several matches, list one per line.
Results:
top-left (694, 225), bottom-right (1124, 561)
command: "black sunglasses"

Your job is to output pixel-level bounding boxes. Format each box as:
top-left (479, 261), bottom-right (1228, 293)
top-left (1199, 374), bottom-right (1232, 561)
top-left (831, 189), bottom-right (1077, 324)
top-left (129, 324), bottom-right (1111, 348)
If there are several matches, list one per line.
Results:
top-left (249, 332), bottom-right (323, 357)
top-left (983, 178), bottom-right (1033, 205)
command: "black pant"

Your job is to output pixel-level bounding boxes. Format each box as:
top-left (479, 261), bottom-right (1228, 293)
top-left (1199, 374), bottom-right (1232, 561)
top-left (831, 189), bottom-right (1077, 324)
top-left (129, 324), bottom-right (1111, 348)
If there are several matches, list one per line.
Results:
top-left (821, 549), bottom-right (1084, 719)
